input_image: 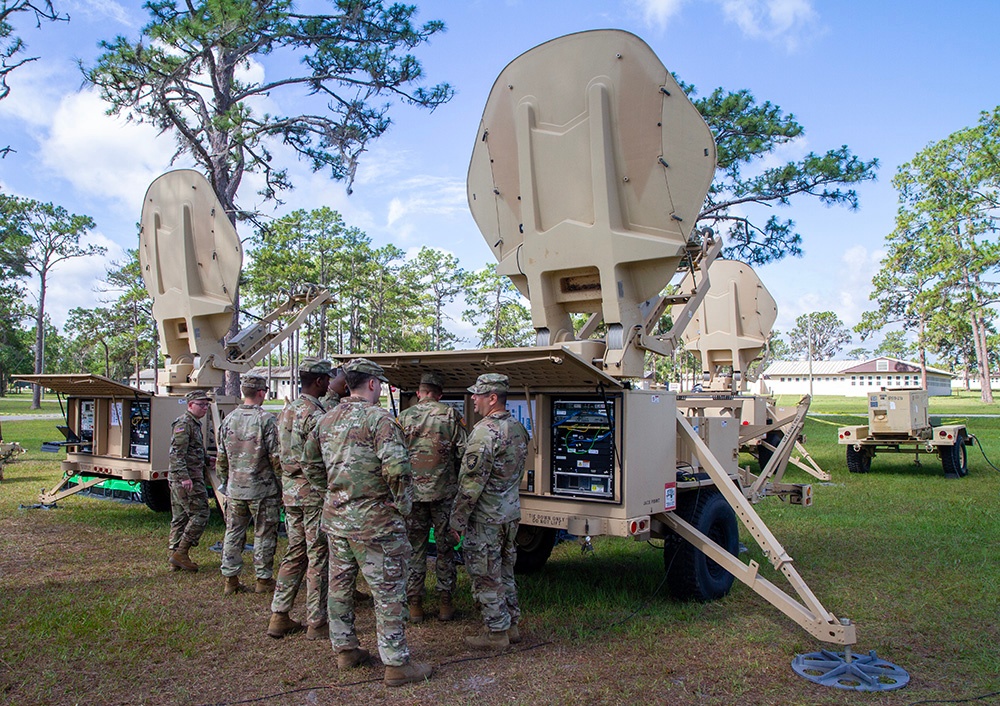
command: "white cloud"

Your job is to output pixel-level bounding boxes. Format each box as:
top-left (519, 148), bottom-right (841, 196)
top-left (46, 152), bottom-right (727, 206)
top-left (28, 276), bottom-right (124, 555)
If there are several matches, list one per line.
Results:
top-left (629, 0), bottom-right (689, 28)
top-left (37, 88), bottom-right (178, 210)
top-left (70, 0), bottom-right (137, 27)
top-left (716, 0), bottom-right (820, 51)
top-left (384, 175), bottom-right (467, 241)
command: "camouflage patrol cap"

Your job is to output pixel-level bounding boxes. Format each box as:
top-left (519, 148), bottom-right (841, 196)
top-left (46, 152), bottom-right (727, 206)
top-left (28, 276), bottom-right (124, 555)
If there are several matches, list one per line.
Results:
top-left (468, 373), bottom-right (509, 395)
top-left (298, 357), bottom-right (334, 375)
top-left (241, 372), bottom-right (268, 391)
top-left (185, 389), bottom-right (211, 402)
top-left (343, 357), bottom-right (389, 383)
top-left (419, 372), bottom-right (444, 389)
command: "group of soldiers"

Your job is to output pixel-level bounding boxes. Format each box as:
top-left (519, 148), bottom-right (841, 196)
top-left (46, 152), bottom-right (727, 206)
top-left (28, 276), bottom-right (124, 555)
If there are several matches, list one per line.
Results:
top-left (165, 358), bottom-right (529, 688)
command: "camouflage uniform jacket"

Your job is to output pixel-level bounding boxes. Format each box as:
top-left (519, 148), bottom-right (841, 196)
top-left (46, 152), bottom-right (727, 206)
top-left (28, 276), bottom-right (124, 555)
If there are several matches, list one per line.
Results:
top-left (276, 394), bottom-right (326, 507)
top-left (168, 410), bottom-right (208, 484)
top-left (216, 404), bottom-right (281, 500)
top-left (303, 395), bottom-right (413, 538)
top-left (397, 400), bottom-right (467, 502)
top-left (450, 411), bottom-right (528, 534)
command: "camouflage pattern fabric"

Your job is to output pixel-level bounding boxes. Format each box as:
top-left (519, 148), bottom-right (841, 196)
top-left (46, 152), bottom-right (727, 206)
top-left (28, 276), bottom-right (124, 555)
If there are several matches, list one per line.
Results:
top-left (271, 500), bottom-right (329, 627)
top-left (216, 404), bottom-right (281, 500)
top-left (303, 395), bottom-right (414, 665)
top-left (221, 495), bottom-right (282, 578)
top-left (320, 389), bottom-right (341, 409)
top-left (405, 498), bottom-right (456, 599)
top-left (272, 394), bottom-right (328, 625)
top-left (397, 400), bottom-right (467, 502)
top-left (168, 410), bottom-right (208, 484)
top-left (463, 519), bottom-right (520, 631)
top-left (398, 399), bottom-right (466, 600)
top-left (276, 394), bottom-right (326, 508)
top-left (449, 411), bottom-right (528, 533)
top-left (302, 396), bottom-right (413, 538)
top-left (167, 410), bottom-right (210, 547)
top-left (450, 410), bottom-right (528, 631)
top-left (167, 480), bottom-right (209, 549)
top-left (327, 533), bottom-right (411, 666)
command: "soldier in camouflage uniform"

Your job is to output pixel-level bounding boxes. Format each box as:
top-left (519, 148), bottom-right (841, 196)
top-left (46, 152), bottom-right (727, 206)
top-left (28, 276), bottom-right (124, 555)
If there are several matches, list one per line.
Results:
top-left (321, 365), bottom-right (348, 408)
top-left (398, 371), bottom-right (466, 623)
top-left (167, 389), bottom-right (213, 572)
top-left (447, 373), bottom-right (528, 650)
top-left (268, 358), bottom-right (332, 640)
top-left (217, 373), bottom-right (282, 595)
top-left (303, 358), bottom-right (433, 687)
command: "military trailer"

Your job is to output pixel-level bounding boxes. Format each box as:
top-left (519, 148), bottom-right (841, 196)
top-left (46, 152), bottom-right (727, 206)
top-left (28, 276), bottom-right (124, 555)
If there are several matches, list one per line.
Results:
top-left (357, 30), bottom-right (864, 658)
top-left (837, 389), bottom-right (972, 477)
top-left (17, 170), bottom-right (330, 509)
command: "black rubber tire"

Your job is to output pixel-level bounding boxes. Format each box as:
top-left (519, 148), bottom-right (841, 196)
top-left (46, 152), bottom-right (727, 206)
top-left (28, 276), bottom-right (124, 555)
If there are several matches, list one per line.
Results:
top-left (141, 479), bottom-right (171, 513)
top-left (757, 430), bottom-right (785, 471)
top-left (846, 445), bottom-right (873, 474)
top-left (663, 489), bottom-right (739, 601)
top-left (514, 526), bottom-right (557, 574)
top-left (940, 432), bottom-right (968, 478)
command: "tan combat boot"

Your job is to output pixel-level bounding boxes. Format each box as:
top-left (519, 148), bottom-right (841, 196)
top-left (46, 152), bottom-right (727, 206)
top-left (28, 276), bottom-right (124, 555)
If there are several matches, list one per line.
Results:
top-left (464, 629), bottom-right (509, 650)
top-left (407, 597), bottom-right (424, 624)
top-left (167, 550), bottom-right (180, 572)
top-left (306, 622), bottom-right (329, 641)
top-left (384, 660), bottom-right (433, 687)
top-left (437, 593), bottom-right (455, 622)
top-left (336, 647), bottom-right (371, 669)
top-left (266, 612), bottom-right (302, 639)
top-left (169, 540), bottom-right (198, 572)
top-left (224, 575), bottom-right (250, 595)
top-left (507, 623), bottom-right (521, 644)
top-left (255, 577), bottom-right (276, 594)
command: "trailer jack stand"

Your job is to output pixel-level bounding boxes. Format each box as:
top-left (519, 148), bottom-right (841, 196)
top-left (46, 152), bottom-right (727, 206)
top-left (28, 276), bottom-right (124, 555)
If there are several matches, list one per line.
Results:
top-left (791, 649), bottom-right (909, 691)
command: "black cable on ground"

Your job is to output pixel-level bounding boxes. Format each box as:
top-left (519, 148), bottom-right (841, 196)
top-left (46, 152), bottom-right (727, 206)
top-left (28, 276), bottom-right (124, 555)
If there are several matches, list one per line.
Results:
top-left (972, 436), bottom-right (1000, 473)
top-left (908, 691), bottom-right (1000, 705)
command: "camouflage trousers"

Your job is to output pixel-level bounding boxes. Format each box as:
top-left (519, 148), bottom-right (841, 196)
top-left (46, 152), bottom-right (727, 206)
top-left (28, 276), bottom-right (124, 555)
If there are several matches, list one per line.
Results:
top-left (405, 498), bottom-right (457, 600)
top-left (463, 519), bottom-right (520, 632)
top-left (327, 532), bottom-right (411, 667)
top-left (271, 503), bottom-right (328, 627)
top-left (167, 479), bottom-right (210, 550)
top-left (221, 495), bottom-right (282, 579)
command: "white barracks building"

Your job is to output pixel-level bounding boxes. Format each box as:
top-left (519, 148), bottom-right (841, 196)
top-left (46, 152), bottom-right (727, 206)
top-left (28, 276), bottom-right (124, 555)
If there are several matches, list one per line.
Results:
top-left (760, 357), bottom-right (954, 397)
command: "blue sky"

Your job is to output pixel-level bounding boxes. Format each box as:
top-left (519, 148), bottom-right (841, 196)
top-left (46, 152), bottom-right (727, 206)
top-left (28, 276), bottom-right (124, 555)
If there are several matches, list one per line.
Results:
top-left (2, 0), bottom-right (999, 353)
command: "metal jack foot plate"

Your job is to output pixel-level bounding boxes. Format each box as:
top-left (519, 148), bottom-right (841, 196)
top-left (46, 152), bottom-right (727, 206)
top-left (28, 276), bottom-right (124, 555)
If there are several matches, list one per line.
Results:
top-left (792, 650), bottom-right (909, 691)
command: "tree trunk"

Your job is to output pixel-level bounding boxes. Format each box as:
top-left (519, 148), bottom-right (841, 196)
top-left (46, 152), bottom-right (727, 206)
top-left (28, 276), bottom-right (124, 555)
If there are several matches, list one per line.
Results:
top-left (31, 276), bottom-right (47, 409)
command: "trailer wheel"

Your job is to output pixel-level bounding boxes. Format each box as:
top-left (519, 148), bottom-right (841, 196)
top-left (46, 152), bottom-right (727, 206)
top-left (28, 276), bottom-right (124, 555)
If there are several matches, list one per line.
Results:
top-left (663, 489), bottom-right (738, 601)
top-left (514, 526), bottom-right (557, 574)
top-left (141, 479), bottom-right (171, 513)
top-left (940, 432), bottom-right (968, 478)
top-left (756, 430), bottom-right (785, 471)
top-left (846, 445), bottom-right (873, 474)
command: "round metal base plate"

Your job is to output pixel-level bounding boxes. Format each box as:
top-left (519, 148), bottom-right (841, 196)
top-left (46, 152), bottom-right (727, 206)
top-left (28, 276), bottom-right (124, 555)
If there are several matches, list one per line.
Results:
top-left (792, 650), bottom-right (909, 691)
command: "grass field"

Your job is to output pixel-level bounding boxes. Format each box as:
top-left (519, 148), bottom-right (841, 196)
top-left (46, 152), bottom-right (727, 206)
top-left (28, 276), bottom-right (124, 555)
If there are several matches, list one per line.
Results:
top-left (1, 397), bottom-right (998, 705)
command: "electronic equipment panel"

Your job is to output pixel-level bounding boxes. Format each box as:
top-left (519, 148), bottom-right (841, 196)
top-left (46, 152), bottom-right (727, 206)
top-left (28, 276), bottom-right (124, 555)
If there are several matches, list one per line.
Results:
top-left (551, 398), bottom-right (616, 499)
top-left (129, 399), bottom-right (151, 459)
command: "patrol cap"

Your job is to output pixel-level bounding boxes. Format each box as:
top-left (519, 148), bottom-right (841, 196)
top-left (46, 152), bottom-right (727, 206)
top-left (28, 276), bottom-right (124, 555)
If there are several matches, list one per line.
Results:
top-left (241, 372), bottom-right (269, 391)
top-left (467, 373), bottom-right (509, 395)
top-left (185, 389), bottom-right (211, 402)
top-left (343, 357), bottom-right (389, 383)
top-left (419, 372), bottom-right (444, 389)
top-left (298, 357), bottom-right (334, 375)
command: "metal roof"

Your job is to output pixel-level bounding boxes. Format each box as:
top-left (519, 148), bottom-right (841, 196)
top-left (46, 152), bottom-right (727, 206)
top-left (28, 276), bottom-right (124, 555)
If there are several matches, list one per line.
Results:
top-left (337, 345), bottom-right (623, 393)
top-left (14, 374), bottom-right (153, 398)
top-left (762, 358), bottom-right (953, 378)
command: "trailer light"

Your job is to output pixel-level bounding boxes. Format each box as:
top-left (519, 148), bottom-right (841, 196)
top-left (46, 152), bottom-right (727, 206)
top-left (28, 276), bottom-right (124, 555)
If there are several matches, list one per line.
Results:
top-left (939, 430), bottom-right (946, 437)
top-left (639, 519), bottom-right (647, 531)
top-left (629, 520), bottom-right (638, 534)
top-left (842, 430), bottom-right (850, 438)
top-left (742, 420), bottom-right (749, 425)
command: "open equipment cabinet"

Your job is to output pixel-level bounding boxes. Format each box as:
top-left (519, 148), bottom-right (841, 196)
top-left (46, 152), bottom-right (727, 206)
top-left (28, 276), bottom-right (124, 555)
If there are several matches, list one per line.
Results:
top-left (17, 169), bottom-right (331, 513)
top-left (355, 29), bottom-right (908, 691)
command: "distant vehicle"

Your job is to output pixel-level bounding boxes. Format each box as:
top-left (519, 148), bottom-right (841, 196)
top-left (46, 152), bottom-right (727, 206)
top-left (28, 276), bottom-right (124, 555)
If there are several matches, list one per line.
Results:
top-left (837, 390), bottom-right (972, 477)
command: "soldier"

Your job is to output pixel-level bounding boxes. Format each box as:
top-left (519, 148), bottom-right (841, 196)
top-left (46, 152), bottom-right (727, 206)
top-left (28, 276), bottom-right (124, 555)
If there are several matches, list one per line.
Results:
top-left (217, 373), bottom-right (282, 595)
top-left (268, 358), bottom-right (333, 640)
top-left (447, 373), bottom-right (528, 650)
top-left (321, 365), bottom-right (348, 408)
top-left (167, 389), bottom-right (213, 572)
top-left (303, 358), bottom-right (432, 687)
top-left (398, 371), bottom-right (466, 623)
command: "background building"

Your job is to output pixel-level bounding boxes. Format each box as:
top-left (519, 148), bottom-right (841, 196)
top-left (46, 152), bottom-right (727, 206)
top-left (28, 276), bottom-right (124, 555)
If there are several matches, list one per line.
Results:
top-left (761, 357), bottom-right (954, 397)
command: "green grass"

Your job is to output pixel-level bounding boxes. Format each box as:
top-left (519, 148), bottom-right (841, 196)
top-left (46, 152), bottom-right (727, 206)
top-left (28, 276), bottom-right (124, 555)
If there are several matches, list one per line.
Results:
top-left (0, 393), bottom-right (64, 416)
top-left (1, 399), bottom-right (998, 705)
top-left (777, 391), bottom-right (1000, 415)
